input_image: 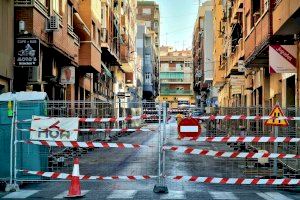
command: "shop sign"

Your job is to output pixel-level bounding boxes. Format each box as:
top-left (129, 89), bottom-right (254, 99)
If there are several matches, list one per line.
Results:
top-left (15, 38), bottom-right (40, 67)
top-left (61, 66), bottom-right (75, 84)
top-left (30, 116), bottom-right (79, 141)
top-left (269, 45), bottom-right (297, 74)
top-left (230, 75), bottom-right (245, 86)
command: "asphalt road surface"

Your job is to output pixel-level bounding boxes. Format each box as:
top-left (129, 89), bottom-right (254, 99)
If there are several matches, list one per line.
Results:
top-left (0, 117), bottom-right (299, 199)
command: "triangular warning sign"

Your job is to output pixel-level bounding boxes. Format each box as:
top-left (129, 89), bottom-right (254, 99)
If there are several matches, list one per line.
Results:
top-left (265, 105), bottom-right (289, 127)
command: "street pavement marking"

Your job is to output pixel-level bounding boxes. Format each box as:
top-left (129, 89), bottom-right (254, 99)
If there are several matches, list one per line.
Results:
top-left (2, 190), bottom-right (40, 199)
top-left (107, 190), bottom-right (137, 199)
top-left (160, 190), bottom-right (186, 199)
top-left (256, 192), bottom-right (293, 200)
top-left (53, 190), bottom-right (89, 199)
top-left (209, 191), bottom-right (238, 200)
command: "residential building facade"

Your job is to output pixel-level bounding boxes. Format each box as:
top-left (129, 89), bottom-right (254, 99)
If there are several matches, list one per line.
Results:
top-left (0, 0), bottom-right (14, 93)
top-left (12, 0), bottom-right (140, 104)
top-left (159, 46), bottom-right (195, 109)
top-left (211, 0), bottom-right (300, 109)
top-left (193, 1), bottom-right (218, 111)
top-left (137, 0), bottom-right (160, 100)
top-left (14, 0), bottom-right (102, 101)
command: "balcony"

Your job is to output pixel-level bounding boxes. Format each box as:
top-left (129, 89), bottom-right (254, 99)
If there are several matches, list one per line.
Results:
top-left (160, 89), bottom-right (193, 96)
top-left (79, 41), bottom-right (101, 73)
top-left (160, 79), bottom-right (192, 84)
top-left (15, 0), bottom-right (48, 17)
top-left (160, 72), bottom-right (184, 79)
top-left (101, 28), bottom-right (121, 66)
top-left (273, 0), bottom-right (300, 35)
top-left (227, 38), bottom-right (244, 76)
top-left (231, 0), bottom-right (243, 22)
top-left (244, 11), bottom-right (270, 67)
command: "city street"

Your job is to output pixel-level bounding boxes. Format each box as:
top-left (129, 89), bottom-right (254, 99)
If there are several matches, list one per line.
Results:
top-left (0, 117), bottom-right (299, 199)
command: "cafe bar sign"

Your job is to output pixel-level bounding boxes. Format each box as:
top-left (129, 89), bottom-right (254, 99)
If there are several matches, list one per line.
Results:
top-left (15, 38), bottom-right (40, 67)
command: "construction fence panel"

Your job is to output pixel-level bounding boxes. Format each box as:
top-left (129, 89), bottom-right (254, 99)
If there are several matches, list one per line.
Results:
top-left (163, 106), bottom-right (300, 190)
top-left (14, 100), bottom-right (161, 185)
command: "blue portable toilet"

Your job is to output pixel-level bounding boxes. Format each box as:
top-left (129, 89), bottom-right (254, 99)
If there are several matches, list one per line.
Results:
top-left (0, 92), bottom-right (48, 181)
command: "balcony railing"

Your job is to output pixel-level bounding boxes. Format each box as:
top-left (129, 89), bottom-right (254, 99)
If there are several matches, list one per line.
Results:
top-left (160, 89), bottom-right (193, 95)
top-left (101, 28), bottom-right (108, 43)
top-left (160, 79), bottom-right (192, 83)
top-left (15, 0), bottom-right (49, 17)
top-left (67, 25), bottom-right (80, 46)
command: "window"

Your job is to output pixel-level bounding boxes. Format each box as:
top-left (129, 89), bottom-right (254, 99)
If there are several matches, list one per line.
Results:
top-left (145, 21), bottom-right (151, 28)
top-left (53, 0), bottom-right (59, 14)
top-left (251, 0), bottom-right (261, 26)
top-left (67, 2), bottom-right (73, 26)
top-left (142, 8), bottom-right (151, 15)
top-left (153, 21), bottom-right (159, 29)
top-left (144, 73), bottom-right (151, 84)
top-left (145, 55), bottom-right (151, 66)
top-left (246, 12), bottom-right (251, 35)
top-left (92, 21), bottom-right (96, 41)
top-left (176, 63), bottom-right (183, 71)
top-left (98, 29), bottom-right (101, 45)
top-left (101, 7), bottom-right (106, 28)
top-left (161, 63), bottom-right (169, 71)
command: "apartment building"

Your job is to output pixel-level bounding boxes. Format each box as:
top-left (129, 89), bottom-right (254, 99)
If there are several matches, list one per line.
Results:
top-left (193, 1), bottom-right (218, 110)
top-left (13, 0), bottom-right (139, 103)
top-left (210, 0), bottom-right (300, 176)
top-left (159, 46), bottom-right (195, 109)
top-left (213, 0), bottom-right (300, 109)
top-left (0, 1), bottom-right (14, 93)
top-left (14, 0), bottom-right (102, 101)
top-left (137, 0), bottom-right (160, 100)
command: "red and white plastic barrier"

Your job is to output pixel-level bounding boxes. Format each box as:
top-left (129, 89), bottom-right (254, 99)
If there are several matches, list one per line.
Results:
top-left (19, 170), bottom-right (300, 185)
top-left (16, 114), bottom-right (155, 123)
top-left (179, 136), bottom-right (300, 143)
top-left (21, 140), bottom-right (149, 149)
top-left (19, 170), bottom-right (156, 180)
top-left (170, 176), bottom-right (300, 185)
top-left (17, 128), bottom-right (155, 132)
top-left (193, 115), bottom-right (300, 120)
top-left (163, 146), bottom-right (300, 159)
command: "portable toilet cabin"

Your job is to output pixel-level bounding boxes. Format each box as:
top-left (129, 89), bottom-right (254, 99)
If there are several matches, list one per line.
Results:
top-left (0, 92), bottom-right (48, 181)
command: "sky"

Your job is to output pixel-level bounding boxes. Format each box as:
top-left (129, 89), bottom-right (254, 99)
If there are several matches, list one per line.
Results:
top-left (155, 0), bottom-right (201, 50)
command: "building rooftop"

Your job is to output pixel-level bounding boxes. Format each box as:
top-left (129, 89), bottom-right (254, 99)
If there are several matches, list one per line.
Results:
top-left (137, 1), bottom-right (159, 7)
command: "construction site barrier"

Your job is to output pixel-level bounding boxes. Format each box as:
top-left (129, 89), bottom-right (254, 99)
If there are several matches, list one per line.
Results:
top-left (179, 136), bottom-right (300, 143)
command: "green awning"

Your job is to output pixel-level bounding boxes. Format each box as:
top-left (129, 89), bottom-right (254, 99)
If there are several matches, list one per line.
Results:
top-left (101, 62), bottom-right (112, 78)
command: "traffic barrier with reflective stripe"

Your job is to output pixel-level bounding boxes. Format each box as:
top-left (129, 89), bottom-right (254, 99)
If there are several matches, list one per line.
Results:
top-left (19, 170), bottom-right (300, 185)
top-left (163, 146), bottom-right (300, 159)
top-left (193, 115), bottom-right (300, 120)
top-left (20, 140), bottom-right (149, 148)
top-left (179, 136), bottom-right (300, 143)
top-left (17, 128), bottom-right (155, 132)
top-left (19, 170), bottom-right (156, 180)
top-left (16, 114), bottom-right (155, 123)
top-left (170, 176), bottom-right (300, 185)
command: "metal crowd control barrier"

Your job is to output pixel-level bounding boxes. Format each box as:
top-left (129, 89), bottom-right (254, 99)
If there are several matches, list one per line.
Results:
top-left (162, 106), bottom-right (300, 190)
top-left (5, 100), bottom-right (163, 192)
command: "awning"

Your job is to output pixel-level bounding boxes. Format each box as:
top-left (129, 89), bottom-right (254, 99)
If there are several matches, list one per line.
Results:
top-left (101, 62), bottom-right (112, 78)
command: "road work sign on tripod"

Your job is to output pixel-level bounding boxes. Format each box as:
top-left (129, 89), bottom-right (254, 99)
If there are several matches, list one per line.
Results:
top-left (264, 105), bottom-right (289, 127)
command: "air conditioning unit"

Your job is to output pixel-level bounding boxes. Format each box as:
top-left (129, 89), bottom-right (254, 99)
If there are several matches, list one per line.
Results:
top-left (46, 15), bottom-right (59, 31)
top-left (28, 66), bottom-right (40, 82)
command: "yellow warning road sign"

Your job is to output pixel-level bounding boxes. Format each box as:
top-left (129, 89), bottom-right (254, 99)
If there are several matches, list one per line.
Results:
top-left (265, 105), bottom-right (289, 127)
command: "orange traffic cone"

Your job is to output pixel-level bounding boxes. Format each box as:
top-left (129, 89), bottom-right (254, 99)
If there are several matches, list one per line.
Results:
top-left (65, 158), bottom-right (84, 198)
